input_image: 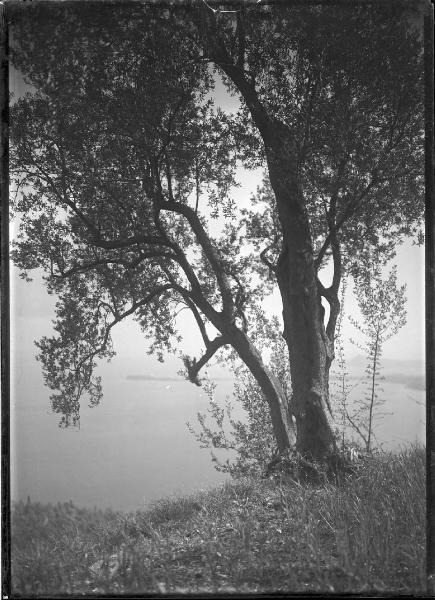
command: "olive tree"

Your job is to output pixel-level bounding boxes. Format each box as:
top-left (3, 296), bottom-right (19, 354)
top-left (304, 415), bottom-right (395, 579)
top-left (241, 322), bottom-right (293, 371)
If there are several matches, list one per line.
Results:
top-left (9, 2), bottom-right (424, 464)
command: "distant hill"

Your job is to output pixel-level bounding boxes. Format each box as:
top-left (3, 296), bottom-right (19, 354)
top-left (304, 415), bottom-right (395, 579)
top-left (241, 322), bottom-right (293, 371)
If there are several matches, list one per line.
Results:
top-left (342, 355), bottom-right (425, 390)
top-left (385, 374), bottom-right (426, 390)
top-left (347, 355), bottom-right (425, 373)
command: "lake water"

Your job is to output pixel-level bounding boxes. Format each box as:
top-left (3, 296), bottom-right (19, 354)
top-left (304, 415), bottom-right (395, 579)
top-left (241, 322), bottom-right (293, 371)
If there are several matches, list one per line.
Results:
top-left (10, 356), bottom-right (425, 512)
top-left (11, 354), bottom-right (236, 512)
top-left (9, 246), bottom-right (426, 512)
top-left (10, 308), bottom-right (425, 512)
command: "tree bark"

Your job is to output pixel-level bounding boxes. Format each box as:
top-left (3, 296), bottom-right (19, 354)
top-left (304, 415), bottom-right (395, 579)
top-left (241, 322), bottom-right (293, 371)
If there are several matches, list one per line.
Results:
top-left (265, 126), bottom-right (338, 460)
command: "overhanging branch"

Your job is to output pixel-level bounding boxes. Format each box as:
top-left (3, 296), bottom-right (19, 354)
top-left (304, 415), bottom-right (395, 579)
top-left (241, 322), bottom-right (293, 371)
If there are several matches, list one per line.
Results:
top-left (51, 251), bottom-right (176, 279)
top-left (182, 335), bottom-right (228, 386)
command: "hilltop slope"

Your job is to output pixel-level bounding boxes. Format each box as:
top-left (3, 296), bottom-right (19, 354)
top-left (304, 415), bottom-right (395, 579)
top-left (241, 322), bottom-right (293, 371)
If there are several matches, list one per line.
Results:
top-left (11, 447), bottom-right (426, 595)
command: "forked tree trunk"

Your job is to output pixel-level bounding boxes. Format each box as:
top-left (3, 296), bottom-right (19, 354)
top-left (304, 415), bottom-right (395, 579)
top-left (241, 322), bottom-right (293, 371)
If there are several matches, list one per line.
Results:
top-left (276, 249), bottom-right (337, 459)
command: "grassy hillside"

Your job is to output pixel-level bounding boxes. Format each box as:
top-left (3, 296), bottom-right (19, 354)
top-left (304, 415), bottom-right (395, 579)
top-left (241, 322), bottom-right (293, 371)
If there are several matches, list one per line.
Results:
top-left (11, 446), bottom-right (426, 595)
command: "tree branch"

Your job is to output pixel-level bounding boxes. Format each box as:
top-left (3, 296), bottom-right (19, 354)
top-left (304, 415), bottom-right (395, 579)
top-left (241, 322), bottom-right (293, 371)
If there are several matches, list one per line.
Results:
top-left (346, 412), bottom-right (369, 449)
top-left (314, 109), bottom-right (411, 271)
top-left (195, 9), bottom-right (275, 143)
top-left (160, 199), bottom-right (235, 318)
top-left (314, 174), bottom-right (379, 270)
top-left (229, 270), bottom-right (249, 332)
top-left (182, 335), bottom-right (228, 386)
top-left (260, 243), bottom-right (277, 272)
top-left (51, 251), bottom-right (176, 279)
top-left (165, 152), bottom-right (175, 202)
top-left (158, 259), bottom-right (224, 342)
top-left (90, 233), bottom-right (171, 251)
top-left (24, 154), bottom-right (175, 253)
top-left (236, 11), bottom-right (245, 70)
top-left (183, 296), bottom-right (211, 347)
top-left (195, 156), bottom-right (200, 213)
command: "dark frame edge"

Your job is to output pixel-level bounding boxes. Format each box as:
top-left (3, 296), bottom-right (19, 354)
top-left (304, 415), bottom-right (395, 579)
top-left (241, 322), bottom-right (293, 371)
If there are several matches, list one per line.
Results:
top-left (0, 2), bottom-right (430, 598)
top-left (0, 1), bottom-right (10, 598)
top-left (425, 4), bottom-right (435, 597)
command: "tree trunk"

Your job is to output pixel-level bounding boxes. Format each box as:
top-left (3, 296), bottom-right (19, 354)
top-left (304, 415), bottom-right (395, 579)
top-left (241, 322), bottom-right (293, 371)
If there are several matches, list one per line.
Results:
top-left (224, 323), bottom-right (296, 453)
top-left (276, 248), bottom-right (337, 459)
top-left (265, 128), bottom-right (338, 461)
top-left (367, 325), bottom-right (381, 453)
top-left (197, 19), bottom-right (338, 460)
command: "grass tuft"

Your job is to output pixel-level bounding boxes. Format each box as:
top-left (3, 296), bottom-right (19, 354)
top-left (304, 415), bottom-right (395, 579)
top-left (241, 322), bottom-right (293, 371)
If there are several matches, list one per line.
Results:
top-left (11, 446), bottom-right (426, 595)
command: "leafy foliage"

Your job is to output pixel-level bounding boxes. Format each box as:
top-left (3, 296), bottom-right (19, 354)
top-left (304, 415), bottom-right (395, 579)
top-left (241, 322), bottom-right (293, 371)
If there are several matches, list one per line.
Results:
top-left (188, 327), bottom-right (291, 477)
top-left (348, 255), bottom-right (407, 452)
top-left (10, 4), bottom-right (275, 427)
top-left (202, 3), bottom-right (424, 267)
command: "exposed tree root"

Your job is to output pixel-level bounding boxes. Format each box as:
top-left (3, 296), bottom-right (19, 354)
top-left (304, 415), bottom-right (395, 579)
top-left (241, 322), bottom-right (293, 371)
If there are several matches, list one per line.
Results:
top-left (264, 447), bottom-right (358, 485)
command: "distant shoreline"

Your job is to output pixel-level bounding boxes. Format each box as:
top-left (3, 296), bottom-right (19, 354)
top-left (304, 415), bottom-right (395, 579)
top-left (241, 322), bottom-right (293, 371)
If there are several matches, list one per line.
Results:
top-left (126, 373), bottom-right (424, 390)
top-left (126, 375), bottom-right (233, 382)
top-left (330, 373), bottom-right (425, 391)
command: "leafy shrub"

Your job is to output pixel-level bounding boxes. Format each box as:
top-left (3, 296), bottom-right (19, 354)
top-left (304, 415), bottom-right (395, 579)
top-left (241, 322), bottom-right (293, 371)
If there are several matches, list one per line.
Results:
top-left (187, 333), bottom-right (291, 477)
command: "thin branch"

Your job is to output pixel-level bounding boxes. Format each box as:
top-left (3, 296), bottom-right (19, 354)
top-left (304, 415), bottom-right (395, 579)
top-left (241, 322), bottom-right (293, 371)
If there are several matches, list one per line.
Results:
top-left (260, 243), bottom-right (277, 272)
top-left (346, 412), bottom-right (369, 449)
top-left (51, 251), bottom-right (175, 279)
top-left (229, 271), bottom-right (249, 332)
top-left (23, 155), bottom-right (173, 253)
top-left (195, 156), bottom-right (200, 213)
top-left (314, 106), bottom-right (413, 270)
top-left (156, 92), bottom-right (190, 162)
top-left (160, 199), bottom-right (234, 318)
top-left (91, 232), bottom-right (170, 251)
top-left (314, 175), bottom-right (378, 270)
top-left (28, 156), bottom-right (102, 237)
top-left (158, 259), bottom-right (222, 338)
top-left (165, 153), bottom-right (174, 202)
top-left (183, 296), bottom-right (211, 347)
top-left (196, 9), bottom-right (275, 143)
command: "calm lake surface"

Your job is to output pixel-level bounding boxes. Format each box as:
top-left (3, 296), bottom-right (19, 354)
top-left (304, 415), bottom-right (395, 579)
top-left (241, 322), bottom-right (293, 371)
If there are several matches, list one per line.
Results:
top-left (11, 363), bottom-right (425, 512)
top-left (11, 356), bottom-right (234, 511)
top-left (11, 313), bottom-right (425, 512)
